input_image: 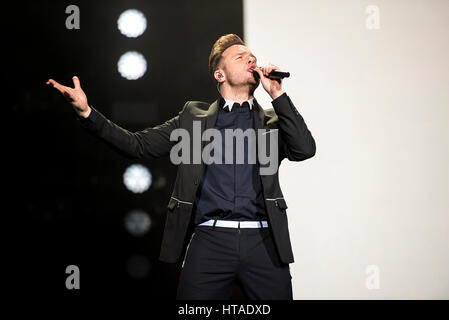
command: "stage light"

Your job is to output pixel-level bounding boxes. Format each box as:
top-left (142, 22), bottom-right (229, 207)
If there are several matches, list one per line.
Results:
top-left (152, 175), bottom-right (168, 190)
top-left (123, 164), bottom-right (152, 193)
top-left (117, 51), bottom-right (147, 80)
top-left (124, 209), bottom-right (152, 236)
top-left (126, 254), bottom-right (152, 279)
top-left (117, 9), bottom-right (147, 38)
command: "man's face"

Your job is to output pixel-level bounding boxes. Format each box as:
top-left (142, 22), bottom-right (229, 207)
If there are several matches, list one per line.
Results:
top-left (218, 44), bottom-right (259, 88)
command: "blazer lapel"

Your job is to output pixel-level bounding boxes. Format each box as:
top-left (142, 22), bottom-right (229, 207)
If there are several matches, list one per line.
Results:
top-left (252, 98), bottom-right (267, 131)
top-left (201, 99), bottom-right (219, 151)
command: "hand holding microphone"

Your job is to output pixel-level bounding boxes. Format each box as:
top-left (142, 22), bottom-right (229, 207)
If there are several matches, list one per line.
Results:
top-left (251, 63), bottom-right (287, 99)
top-left (251, 67), bottom-right (290, 80)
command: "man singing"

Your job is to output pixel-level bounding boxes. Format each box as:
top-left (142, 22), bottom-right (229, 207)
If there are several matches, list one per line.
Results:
top-left (46, 34), bottom-right (316, 300)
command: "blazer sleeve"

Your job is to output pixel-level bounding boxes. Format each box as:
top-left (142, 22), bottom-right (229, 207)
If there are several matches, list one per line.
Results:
top-left (272, 93), bottom-right (316, 161)
top-left (76, 101), bottom-right (189, 159)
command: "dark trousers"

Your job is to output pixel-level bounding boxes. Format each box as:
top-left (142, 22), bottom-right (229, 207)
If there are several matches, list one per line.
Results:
top-left (176, 224), bottom-right (293, 300)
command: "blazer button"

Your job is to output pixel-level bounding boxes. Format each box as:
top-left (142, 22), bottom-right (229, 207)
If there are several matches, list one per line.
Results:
top-left (194, 179), bottom-right (198, 185)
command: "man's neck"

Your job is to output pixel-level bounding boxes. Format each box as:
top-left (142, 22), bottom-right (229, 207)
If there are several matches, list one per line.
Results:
top-left (220, 85), bottom-right (255, 104)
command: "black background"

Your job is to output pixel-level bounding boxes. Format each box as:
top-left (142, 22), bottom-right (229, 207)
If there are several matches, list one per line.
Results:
top-left (7, 0), bottom-right (243, 300)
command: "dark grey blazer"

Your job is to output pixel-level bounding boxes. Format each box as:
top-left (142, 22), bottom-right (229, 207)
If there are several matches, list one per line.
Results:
top-left (79, 93), bottom-right (316, 264)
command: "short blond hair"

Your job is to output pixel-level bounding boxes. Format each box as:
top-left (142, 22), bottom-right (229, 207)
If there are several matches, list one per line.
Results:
top-left (208, 34), bottom-right (245, 83)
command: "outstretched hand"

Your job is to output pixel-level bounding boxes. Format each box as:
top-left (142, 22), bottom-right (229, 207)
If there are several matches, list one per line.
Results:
top-left (46, 76), bottom-right (91, 118)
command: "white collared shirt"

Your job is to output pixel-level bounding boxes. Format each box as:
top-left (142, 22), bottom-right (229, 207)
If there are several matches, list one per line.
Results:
top-left (223, 97), bottom-right (255, 112)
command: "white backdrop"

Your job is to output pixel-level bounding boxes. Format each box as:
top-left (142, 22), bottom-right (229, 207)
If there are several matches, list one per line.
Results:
top-left (244, 0), bottom-right (449, 299)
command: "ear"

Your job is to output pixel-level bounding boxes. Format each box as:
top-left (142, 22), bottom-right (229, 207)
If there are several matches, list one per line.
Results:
top-left (214, 69), bottom-right (225, 84)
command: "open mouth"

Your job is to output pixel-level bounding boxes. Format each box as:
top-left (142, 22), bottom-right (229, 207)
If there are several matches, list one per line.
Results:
top-left (248, 66), bottom-right (259, 74)
top-left (249, 68), bottom-right (260, 80)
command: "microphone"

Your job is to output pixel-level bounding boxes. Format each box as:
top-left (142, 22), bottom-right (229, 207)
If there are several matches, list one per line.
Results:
top-left (252, 67), bottom-right (290, 80)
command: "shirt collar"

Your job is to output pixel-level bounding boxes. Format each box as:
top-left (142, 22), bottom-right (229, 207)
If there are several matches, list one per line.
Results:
top-left (221, 97), bottom-right (254, 112)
